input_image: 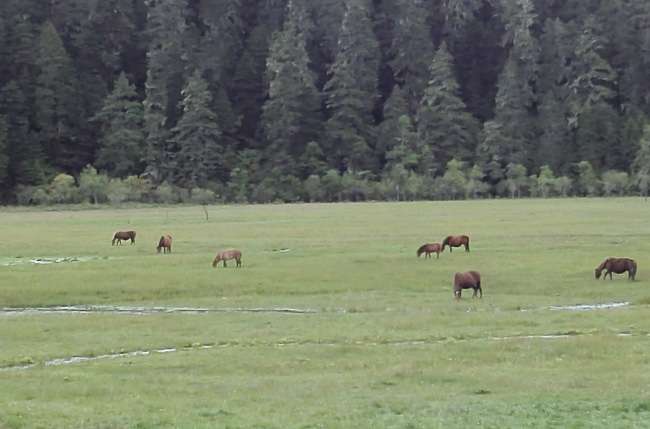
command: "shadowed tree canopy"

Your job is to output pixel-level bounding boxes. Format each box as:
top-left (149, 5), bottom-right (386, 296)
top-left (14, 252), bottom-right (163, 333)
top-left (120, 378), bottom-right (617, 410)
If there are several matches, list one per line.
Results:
top-left (0, 0), bottom-right (648, 202)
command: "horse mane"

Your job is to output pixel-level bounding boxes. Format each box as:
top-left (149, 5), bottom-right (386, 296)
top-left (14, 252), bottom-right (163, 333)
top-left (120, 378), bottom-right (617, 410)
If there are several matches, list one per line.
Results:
top-left (596, 258), bottom-right (611, 272)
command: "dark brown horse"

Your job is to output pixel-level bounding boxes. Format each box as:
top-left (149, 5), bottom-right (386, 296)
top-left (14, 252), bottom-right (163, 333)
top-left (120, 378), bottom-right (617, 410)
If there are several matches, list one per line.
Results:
top-left (212, 249), bottom-right (242, 268)
top-left (417, 243), bottom-right (442, 259)
top-left (442, 235), bottom-right (470, 253)
top-left (112, 230), bottom-right (136, 245)
top-left (157, 235), bottom-right (172, 254)
top-left (453, 271), bottom-right (482, 299)
top-left (595, 258), bottom-right (637, 280)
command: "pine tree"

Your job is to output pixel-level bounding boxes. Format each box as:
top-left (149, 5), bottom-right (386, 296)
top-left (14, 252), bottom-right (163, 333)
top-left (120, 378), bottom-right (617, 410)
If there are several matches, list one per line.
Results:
top-left (390, 0), bottom-right (435, 114)
top-left (568, 16), bottom-right (617, 125)
top-left (417, 41), bottom-right (479, 175)
top-left (0, 81), bottom-right (44, 186)
top-left (168, 71), bottom-right (224, 188)
top-left (143, 0), bottom-right (189, 180)
top-left (0, 115), bottom-right (9, 190)
top-left (444, 0), bottom-right (482, 32)
top-left (324, 0), bottom-right (381, 173)
top-left (377, 85), bottom-right (409, 158)
top-left (479, 0), bottom-right (540, 169)
top-left (632, 124), bottom-right (650, 197)
top-left (536, 18), bottom-right (575, 170)
top-left (260, 0), bottom-right (323, 178)
top-left (34, 21), bottom-right (82, 169)
top-left (92, 73), bottom-right (145, 177)
top-left (232, 23), bottom-right (272, 143)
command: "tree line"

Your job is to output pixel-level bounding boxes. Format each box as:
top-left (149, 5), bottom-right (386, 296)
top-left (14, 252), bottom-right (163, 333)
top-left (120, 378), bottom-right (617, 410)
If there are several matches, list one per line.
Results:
top-left (2, 0), bottom-right (650, 204)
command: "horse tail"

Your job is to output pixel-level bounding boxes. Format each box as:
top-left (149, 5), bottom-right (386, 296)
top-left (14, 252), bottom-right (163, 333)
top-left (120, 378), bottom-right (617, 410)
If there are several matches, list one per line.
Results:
top-left (212, 256), bottom-right (219, 268)
top-left (465, 235), bottom-right (470, 252)
top-left (417, 245), bottom-right (426, 257)
top-left (630, 260), bottom-right (637, 280)
top-left (441, 237), bottom-right (449, 251)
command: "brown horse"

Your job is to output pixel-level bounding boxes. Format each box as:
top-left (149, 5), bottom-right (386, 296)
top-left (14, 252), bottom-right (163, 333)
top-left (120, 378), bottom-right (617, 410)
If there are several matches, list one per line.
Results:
top-left (595, 258), bottom-right (637, 280)
top-left (453, 271), bottom-right (482, 299)
top-left (157, 235), bottom-right (172, 254)
top-left (417, 243), bottom-right (442, 259)
top-left (212, 249), bottom-right (242, 268)
top-left (442, 235), bottom-right (470, 252)
top-left (112, 230), bottom-right (136, 245)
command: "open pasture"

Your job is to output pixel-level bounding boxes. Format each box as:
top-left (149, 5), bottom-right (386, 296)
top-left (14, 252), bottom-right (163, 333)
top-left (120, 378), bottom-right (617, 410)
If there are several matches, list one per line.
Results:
top-left (1, 199), bottom-right (650, 428)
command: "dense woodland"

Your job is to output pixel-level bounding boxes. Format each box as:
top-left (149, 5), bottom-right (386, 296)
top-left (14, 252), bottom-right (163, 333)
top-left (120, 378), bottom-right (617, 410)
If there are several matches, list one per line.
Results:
top-left (2, 0), bottom-right (650, 204)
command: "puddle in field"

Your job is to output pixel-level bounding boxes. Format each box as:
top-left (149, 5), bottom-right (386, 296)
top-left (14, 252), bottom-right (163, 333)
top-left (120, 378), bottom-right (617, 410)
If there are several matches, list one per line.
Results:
top-left (548, 302), bottom-right (630, 311)
top-left (2, 331), bottom-right (645, 372)
top-left (0, 256), bottom-right (108, 267)
top-left (0, 305), bottom-right (319, 316)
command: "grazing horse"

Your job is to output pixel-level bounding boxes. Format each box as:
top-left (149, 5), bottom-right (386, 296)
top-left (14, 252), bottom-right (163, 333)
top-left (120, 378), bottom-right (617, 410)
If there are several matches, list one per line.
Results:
top-left (417, 243), bottom-right (442, 259)
top-left (595, 258), bottom-right (637, 280)
top-left (212, 249), bottom-right (242, 268)
top-left (112, 230), bottom-right (136, 245)
top-left (442, 235), bottom-right (470, 253)
top-left (453, 271), bottom-right (482, 299)
top-left (157, 235), bottom-right (172, 254)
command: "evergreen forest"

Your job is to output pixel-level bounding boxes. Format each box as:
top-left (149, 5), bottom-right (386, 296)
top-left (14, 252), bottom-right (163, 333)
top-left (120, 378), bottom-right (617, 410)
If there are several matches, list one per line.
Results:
top-left (2, 0), bottom-right (650, 204)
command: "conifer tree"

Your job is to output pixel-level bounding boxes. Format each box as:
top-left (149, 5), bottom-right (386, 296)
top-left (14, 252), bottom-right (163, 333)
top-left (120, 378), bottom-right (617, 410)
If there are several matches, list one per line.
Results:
top-left (168, 71), bottom-right (223, 188)
top-left (0, 81), bottom-right (43, 186)
top-left (417, 42), bottom-right (479, 175)
top-left (34, 21), bottom-right (82, 169)
top-left (0, 115), bottom-right (9, 190)
top-left (93, 73), bottom-right (145, 177)
top-left (324, 0), bottom-right (381, 173)
top-left (261, 0), bottom-right (323, 178)
top-left (632, 124), bottom-right (650, 196)
top-left (143, 0), bottom-right (189, 180)
top-left (377, 85), bottom-right (409, 157)
top-left (390, 0), bottom-right (435, 114)
top-left (478, 0), bottom-right (539, 169)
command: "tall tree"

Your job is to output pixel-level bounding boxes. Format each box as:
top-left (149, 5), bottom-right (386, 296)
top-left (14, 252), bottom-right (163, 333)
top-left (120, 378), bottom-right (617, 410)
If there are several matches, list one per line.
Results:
top-left (0, 115), bottom-right (9, 192)
top-left (377, 85), bottom-right (409, 159)
top-left (168, 71), bottom-right (224, 188)
top-left (260, 0), bottom-right (323, 178)
top-left (324, 0), bottom-right (381, 173)
top-left (417, 41), bottom-right (480, 175)
top-left (0, 81), bottom-right (44, 186)
top-left (143, 0), bottom-right (189, 180)
top-left (478, 0), bottom-right (540, 169)
top-left (390, 0), bottom-right (435, 114)
top-left (93, 73), bottom-right (145, 177)
top-left (34, 21), bottom-right (83, 170)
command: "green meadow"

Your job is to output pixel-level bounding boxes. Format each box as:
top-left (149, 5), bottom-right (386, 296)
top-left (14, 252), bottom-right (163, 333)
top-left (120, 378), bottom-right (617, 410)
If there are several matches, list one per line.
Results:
top-left (1, 199), bottom-right (650, 428)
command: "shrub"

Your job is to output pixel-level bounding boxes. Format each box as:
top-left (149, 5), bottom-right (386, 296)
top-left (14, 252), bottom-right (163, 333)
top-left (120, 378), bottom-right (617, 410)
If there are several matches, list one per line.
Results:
top-left (49, 173), bottom-right (81, 203)
top-left (304, 175), bottom-right (324, 202)
top-left (190, 187), bottom-right (217, 205)
top-left (78, 165), bottom-right (109, 204)
top-left (106, 178), bottom-right (129, 205)
top-left (123, 176), bottom-right (153, 202)
top-left (601, 170), bottom-right (629, 196)
top-left (154, 182), bottom-right (180, 204)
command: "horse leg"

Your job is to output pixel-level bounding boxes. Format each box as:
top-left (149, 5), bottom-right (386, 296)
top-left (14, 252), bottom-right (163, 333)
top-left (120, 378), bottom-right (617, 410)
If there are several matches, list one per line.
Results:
top-left (436, 252), bottom-right (439, 259)
top-left (465, 243), bottom-right (470, 252)
top-left (223, 260), bottom-right (227, 268)
top-left (237, 258), bottom-right (241, 267)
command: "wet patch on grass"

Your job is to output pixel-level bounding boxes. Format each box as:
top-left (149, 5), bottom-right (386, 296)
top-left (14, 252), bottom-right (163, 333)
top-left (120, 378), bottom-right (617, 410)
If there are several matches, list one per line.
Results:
top-left (0, 305), bottom-right (320, 316)
top-left (0, 256), bottom-right (110, 267)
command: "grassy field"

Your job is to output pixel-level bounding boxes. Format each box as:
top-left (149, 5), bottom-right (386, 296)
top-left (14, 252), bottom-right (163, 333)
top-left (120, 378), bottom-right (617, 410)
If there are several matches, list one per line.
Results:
top-left (1, 198), bottom-right (650, 428)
